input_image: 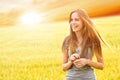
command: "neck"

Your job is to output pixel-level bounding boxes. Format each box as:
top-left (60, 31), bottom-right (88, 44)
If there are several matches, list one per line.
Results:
top-left (75, 31), bottom-right (82, 43)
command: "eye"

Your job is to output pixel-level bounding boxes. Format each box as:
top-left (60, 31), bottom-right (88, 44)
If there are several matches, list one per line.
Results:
top-left (75, 18), bottom-right (79, 21)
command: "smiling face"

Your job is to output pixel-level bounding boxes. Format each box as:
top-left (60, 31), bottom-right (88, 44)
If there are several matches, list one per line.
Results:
top-left (70, 12), bottom-right (83, 32)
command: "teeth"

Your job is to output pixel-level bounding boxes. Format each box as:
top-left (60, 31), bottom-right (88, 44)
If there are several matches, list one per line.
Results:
top-left (74, 25), bottom-right (77, 27)
top-left (71, 24), bottom-right (77, 27)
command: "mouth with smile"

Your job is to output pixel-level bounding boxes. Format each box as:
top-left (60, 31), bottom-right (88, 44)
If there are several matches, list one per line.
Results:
top-left (71, 24), bottom-right (78, 31)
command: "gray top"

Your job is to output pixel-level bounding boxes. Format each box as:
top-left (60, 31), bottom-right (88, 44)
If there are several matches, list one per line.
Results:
top-left (66, 46), bottom-right (96, 80)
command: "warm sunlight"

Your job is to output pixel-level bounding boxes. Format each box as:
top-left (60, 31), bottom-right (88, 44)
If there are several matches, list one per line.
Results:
top-left (20, 11), bottom-right (43, 25)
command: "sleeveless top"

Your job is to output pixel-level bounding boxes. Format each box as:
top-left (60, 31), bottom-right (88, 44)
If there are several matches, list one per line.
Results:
top-left (66, 46), bottom-right (96, 80)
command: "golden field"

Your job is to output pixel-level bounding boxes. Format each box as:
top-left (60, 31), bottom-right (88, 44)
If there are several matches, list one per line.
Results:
top-left (0, 15), bottom-right (120, 80)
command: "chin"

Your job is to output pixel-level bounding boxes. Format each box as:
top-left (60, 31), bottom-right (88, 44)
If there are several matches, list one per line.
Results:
top-left (73, 29), bottom-right (79, 32)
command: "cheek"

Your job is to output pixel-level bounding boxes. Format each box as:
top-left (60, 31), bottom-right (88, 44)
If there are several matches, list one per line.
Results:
top-left (78, 22), bottom-right (83, 28)
top-left (80, 24), bottom-right (83, 29)
top-left (79, 21), bottom-right (83, 26)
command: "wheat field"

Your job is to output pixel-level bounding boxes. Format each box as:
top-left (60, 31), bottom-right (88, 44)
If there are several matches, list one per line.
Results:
top-left (0, 16), bottom-right (120, 80)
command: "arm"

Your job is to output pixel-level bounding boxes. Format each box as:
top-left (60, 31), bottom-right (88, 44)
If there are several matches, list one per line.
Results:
top-left (62, 51), bottom-right (73, 71)
top-left (87, 50), bottom-right (104, 70)
top-left (62, 49), bottom-right (80, 71)
top-left (62, 37), bottom-right (73, 71)
top-left (74, 48), bottom-right (104, 70)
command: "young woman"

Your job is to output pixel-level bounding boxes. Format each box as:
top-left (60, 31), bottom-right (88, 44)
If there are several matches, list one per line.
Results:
top-left (62, 9), bottom-right (106, 80)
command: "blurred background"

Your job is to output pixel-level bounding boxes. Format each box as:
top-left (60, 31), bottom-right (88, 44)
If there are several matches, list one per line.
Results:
top-left (0, 0), bottom-right (120, 26)
top-left (0, 0), bottom-right (120, 80)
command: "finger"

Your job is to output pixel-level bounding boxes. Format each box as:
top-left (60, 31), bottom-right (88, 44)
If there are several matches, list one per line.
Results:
top-left (71, 57), bottom-right (76, 62)
top-left (73, 61), bottom-right (79, 64)
top-left (75, 64), bottom-right (82, 68)
top-left (74, 54), bottom-right (80, 59)
top-left (74, 56), bottom-right (79, 59)
top-left (74, 59), bottom-right (79, 63)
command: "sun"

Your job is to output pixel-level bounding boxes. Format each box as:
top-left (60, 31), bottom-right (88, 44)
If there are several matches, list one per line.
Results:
top-left (20, 11), bottom-right (43, 25)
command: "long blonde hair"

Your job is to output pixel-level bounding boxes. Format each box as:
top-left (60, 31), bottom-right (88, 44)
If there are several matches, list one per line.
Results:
top-left (62, 9), bottom-right (108, 58)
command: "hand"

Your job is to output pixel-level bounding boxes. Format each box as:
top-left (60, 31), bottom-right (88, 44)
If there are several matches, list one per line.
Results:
top-left (73, 58), bottom-right (89, 68)
top-left (69, 53), bottom-right (80, 62)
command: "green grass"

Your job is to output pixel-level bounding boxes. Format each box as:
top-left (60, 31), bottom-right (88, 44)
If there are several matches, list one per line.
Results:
top-left (0, 15), bottom-right (120, 80)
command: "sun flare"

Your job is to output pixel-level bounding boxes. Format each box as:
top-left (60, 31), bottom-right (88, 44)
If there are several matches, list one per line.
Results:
top-left (20, 11), bottom-right (43, 25)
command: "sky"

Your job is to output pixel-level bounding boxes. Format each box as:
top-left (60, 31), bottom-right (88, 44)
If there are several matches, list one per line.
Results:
top-left (0, 0), bottom-right (120, 15)
top-left (0, 0), bottom-right (33, 12)
top-left (0, 0), bottom-right (120, 25)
